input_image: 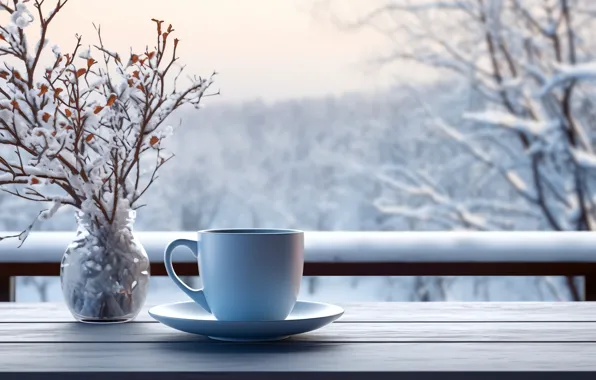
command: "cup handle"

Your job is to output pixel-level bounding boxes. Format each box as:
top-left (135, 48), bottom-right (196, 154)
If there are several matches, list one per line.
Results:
top-left (164, 238), bottom-right (212, 313)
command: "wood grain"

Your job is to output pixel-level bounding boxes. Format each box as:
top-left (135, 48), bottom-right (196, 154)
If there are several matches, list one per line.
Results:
top-left (0, 321), bottom-right (595, 343)
top-left (0, 342), bottom-right (594, 371)
top-left (1, 302), bottom-right (595, 376)
top-left (1, 302), bottom-right (596, 322)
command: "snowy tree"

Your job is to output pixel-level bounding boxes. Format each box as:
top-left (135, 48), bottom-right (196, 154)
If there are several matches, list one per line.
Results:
top-left (316, 0), bottom-right (596, 300)
top-left (325, 1), bottom-right (596, 232)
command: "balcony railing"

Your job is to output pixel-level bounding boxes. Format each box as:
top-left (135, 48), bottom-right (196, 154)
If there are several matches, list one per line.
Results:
top-left (1, 231), bottom-right (596, 302)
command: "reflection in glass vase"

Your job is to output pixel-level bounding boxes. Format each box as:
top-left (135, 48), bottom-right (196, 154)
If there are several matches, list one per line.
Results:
top-left (60, 210), bottom-right (150, 323)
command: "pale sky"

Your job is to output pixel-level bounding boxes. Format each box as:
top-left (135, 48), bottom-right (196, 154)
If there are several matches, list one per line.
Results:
top-left (13, 0), bottom-right (431, 104)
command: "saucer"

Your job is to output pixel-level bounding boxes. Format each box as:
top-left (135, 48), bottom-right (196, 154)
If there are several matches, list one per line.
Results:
top-left (148, 300), bottom-right (344, 342)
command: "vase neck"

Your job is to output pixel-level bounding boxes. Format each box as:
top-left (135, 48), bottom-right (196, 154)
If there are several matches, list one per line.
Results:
top-left (75, 209), bottom-right (136, 234)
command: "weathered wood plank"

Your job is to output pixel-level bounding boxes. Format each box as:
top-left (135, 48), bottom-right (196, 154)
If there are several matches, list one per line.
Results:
top-left (0, 321), bottom-right (595, 343)
top-left (1, 302), bottom-right (596, 322)
top-left (0, 342), bottom-right (594, 371)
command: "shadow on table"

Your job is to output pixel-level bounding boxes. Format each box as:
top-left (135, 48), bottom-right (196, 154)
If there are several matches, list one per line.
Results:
top-left (153, 339), bottom-right (341, 355)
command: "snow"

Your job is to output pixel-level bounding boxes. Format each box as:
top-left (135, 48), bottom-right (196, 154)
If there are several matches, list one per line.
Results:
top-left (540, 62), bottom-right (596, 96)
top-left (3, 230), bottom-right (596, 265)
top-left (34, 38), bottom-right (48, 55)
top-left (463, 111), bottom-right (556, 136)
top-left (0, 173), bottom-right (15, 183)
top-left (38, 200), bottom-right (63, 221)
top-left (570, 148), bottom-right (596, 170)
top-left (51, 45), bottom-right (61, 57)
top-left (11, 3), bottom-right (34, 29)
top-left (504, 170), bottom-right (528, 193)
top-left (78, 47), bottom-right (92, 60)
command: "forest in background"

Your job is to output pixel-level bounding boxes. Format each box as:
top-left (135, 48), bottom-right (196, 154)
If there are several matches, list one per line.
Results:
top-left (2, 81), bottom-right (579, 303)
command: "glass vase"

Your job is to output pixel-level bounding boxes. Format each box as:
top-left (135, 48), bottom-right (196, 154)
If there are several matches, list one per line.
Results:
top-left (60, 210), bottom-right (150, 323)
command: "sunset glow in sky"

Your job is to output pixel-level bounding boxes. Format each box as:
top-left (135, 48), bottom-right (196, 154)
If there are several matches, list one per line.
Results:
top-left (5, 0), bottom-right (433, 103)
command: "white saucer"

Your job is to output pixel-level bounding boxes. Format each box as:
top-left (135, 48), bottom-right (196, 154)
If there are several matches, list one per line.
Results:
top-left (148, 300), bottom-right (344, 342)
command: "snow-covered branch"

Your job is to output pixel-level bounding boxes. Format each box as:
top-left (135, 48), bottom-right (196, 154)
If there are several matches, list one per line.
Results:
top-left (0, 1), bottom-right (217, 244)
top-left (539, 62), bottom-right (596, 96)
top-left (463, 111), bottom-right (558, 137)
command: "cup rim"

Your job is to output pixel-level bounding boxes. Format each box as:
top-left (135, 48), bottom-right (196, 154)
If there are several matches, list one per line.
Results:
top-left (198, 228), bottom-right (303, 235)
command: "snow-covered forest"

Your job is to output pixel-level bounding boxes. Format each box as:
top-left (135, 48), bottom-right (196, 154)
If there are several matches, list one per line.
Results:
top-left (3, 0), bottom-right (596, 302)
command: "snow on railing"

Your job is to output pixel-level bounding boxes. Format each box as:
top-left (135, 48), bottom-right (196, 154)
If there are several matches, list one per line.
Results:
top-left (1, 231), bottom-right (596, 263)
top-left (1, 231), bottom-right (596, 301)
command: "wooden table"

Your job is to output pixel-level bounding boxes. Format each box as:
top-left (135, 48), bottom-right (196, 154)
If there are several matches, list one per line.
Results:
top-left (0, 302), bottom-right (595, 379)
